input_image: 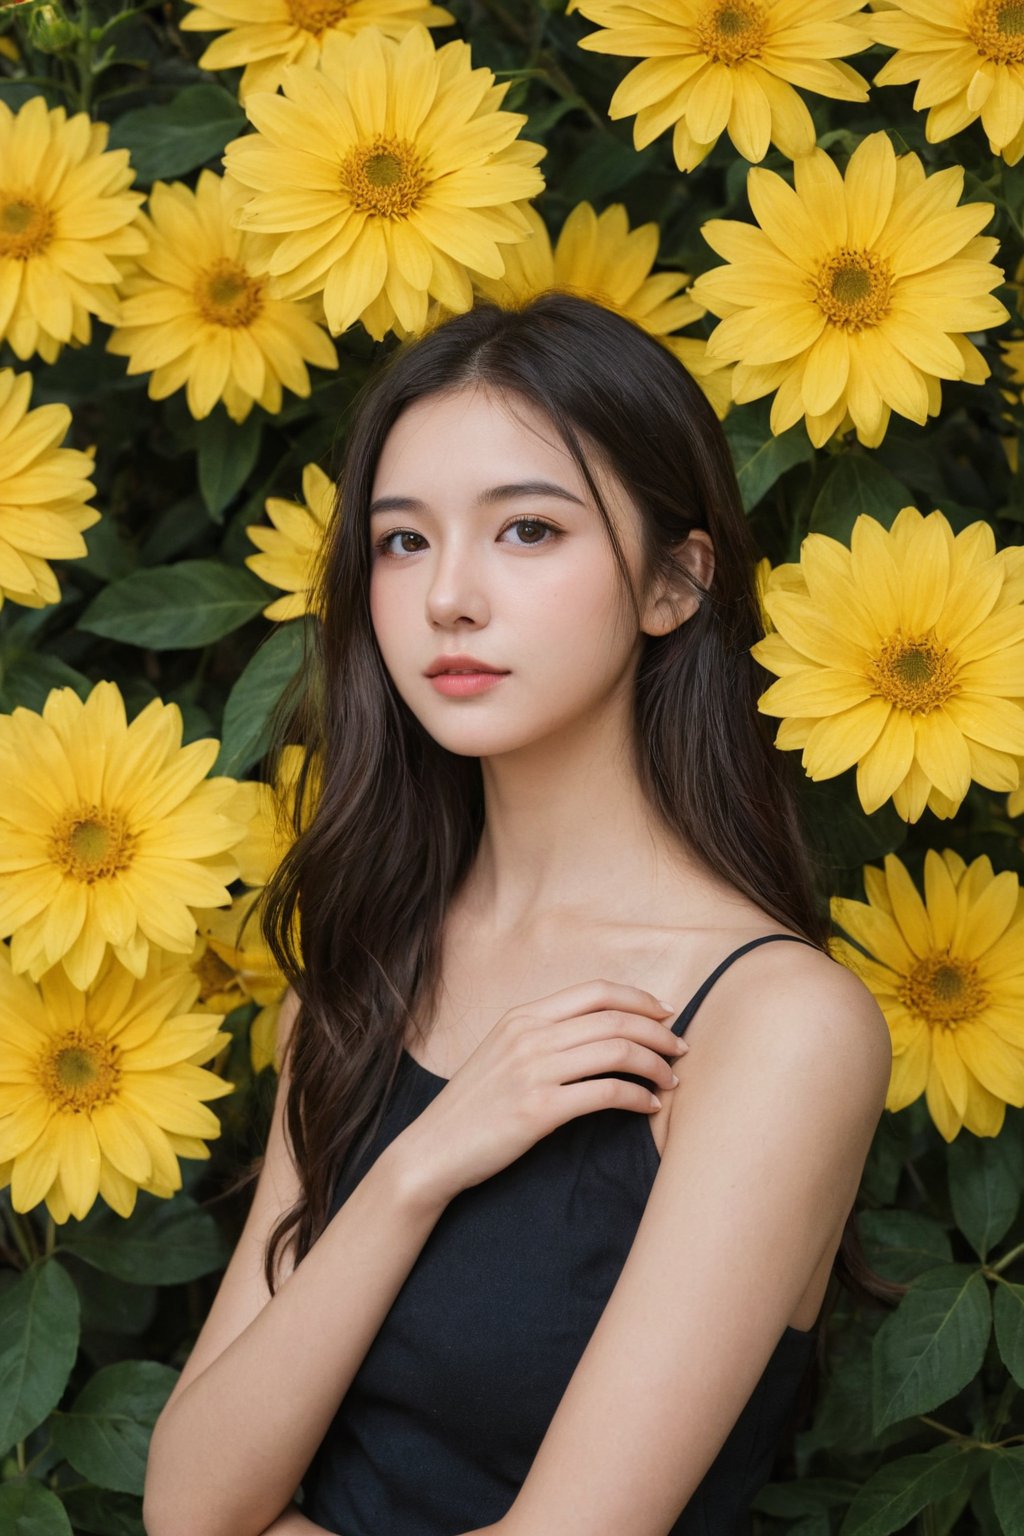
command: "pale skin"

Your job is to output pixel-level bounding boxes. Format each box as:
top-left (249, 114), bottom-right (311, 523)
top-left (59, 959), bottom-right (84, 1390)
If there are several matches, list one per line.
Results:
top-left (143, 383), bottom-right (892, 1536)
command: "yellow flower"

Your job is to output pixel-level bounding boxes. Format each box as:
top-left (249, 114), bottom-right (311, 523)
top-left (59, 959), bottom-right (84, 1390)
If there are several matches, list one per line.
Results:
top-left (753, 508), bottom-right (1024, 822)
top-left (0, 942), bottom-right (234, 1222)
top-left (472, 200), bottom-right (733, 419)
top-left (690, 131), bottom-right (1010, 447)
top-left (575, 0), bottom-right (871, 173)
top-left (754, 555), bottom-right (772, 633)
top-left (106, 171), bottom-right (338, 423)
top-left (0, 368), bottom-right (99, 610)
top-left (866, 0), bottom-right (1024, 165)
top-left (832, 850), bottom-right (1024, 1142)
top-left (224, 25), bottom-right (546, 341)
top-left (245, 461), bottom-right (334, 619)
top-left (0, 94), bottom-right (146, 362)
top-left (0, 681), bottom-right (251, 990)
top-left (162, 889), bottom-right (289, 1075)
top-left (181, 0), bottom-right (455, 101)
top-left (231, 744), bottom-right (320, 888)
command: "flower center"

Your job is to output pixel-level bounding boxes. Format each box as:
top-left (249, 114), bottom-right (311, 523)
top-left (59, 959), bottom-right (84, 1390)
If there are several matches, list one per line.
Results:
top-left (195, 260), bottom-right (265, 328)
top-left (0, 195), bottom-right (55, 260)
top-left (814, 248), bottom-right (893, 331)
top-left (696, 2), bottom-right (767, 63)
top-left (969, 1), bottom-right (1024, 62)
top-left (195, 945), bottom-right (240, 1003)
top-left (40, 1029), bottom-right (120, 1112)
top-left (899, 955), bottom-right (987, 1029)
top-left (48, 805), bottom-right (137, 883)
top-left (340, 137), bottom-right (428, 219)
top-left (286, 0), bottom-right (349, 34)
top-left (868, 635), bottom-right (958, 714)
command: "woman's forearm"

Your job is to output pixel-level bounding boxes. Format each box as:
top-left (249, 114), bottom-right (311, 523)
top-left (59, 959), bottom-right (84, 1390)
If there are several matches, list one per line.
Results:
top-left (258, 1500), bottom-right (331, 1534)
top-left (143, 1136), bottom-right (450, 1536)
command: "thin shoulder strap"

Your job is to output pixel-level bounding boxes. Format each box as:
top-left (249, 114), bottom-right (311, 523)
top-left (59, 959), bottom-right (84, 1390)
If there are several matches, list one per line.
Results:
top-left (670, 934), bottom-right (819, 1038)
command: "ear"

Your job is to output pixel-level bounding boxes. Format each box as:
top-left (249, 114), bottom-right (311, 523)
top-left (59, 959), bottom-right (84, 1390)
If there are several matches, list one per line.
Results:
top-left (641, 529), bottom-right (715, 638)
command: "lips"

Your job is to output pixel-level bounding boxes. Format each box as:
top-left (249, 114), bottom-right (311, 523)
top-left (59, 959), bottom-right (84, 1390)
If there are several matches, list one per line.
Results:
top-left (424, 655), bottom-right (509, 677)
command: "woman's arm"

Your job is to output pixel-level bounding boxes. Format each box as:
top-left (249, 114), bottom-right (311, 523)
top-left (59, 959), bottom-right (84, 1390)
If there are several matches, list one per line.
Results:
top-left (257, 1506), bottom-right (502, 1536)
top-left (142, 995), bottom-right (453, 1536)
top-left (495, 946), bottom-right (892, 1536)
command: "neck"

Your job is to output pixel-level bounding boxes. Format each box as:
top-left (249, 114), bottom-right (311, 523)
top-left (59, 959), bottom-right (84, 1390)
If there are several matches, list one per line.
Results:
top-left (460, 696), bottom-right (708, 934)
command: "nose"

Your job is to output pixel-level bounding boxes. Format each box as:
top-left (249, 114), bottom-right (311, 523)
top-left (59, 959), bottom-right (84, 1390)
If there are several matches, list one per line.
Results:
top-left (424, 537), bottom-right (490, 630)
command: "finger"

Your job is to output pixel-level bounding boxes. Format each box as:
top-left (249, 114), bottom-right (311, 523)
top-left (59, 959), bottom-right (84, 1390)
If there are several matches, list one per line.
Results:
top-left (525, 980), bottom-right (676, 1023)
top-left (552, 1076), bottom-right (663, 1120)
top-left (552, 1039), bottom-right (681, 1091)
top-left (554, 1010), bottom-right (686, 1058)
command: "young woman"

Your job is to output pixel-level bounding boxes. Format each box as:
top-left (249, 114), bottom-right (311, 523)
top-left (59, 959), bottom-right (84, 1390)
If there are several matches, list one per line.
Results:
top-left (143, 293), bottom-right (894, 1536)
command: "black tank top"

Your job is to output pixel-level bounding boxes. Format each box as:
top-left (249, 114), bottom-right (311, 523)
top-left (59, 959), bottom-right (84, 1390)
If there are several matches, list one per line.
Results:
top-left (300, 934), bottom-right (819, 1535)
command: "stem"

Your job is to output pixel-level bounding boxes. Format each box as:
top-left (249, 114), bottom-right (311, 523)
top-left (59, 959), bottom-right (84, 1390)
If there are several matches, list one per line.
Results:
top-left (44, 1215), bottom-right (56, 1256)
top-left (903, 1156), bottom-right (932, 1210)
top-left (990, 1239), bottom-right (1024, 1275)
top-left (2, 1201), bottom-right (38, 1267)
top-left (21, 1438), bottom-right (53, 1476)
top-left (76, 0), bottom-right (93, 115)
top-left (981, 1378), bottom-right (1019, 1442)
top-left (476, 0), bottom-right (530, 45)
top-left (916, 1416), bottom-right (965, 1442)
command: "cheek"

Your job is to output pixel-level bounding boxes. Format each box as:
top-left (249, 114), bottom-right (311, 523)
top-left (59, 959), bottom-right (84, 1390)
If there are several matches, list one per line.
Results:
top-left (368, 568), bottom-right (406, 653)
top-left (529, 557), bottom-right (633, 657)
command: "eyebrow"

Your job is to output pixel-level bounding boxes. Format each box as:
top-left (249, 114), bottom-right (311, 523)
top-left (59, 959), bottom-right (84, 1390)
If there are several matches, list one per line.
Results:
top-left (368, 481), bottom-right (588, 516)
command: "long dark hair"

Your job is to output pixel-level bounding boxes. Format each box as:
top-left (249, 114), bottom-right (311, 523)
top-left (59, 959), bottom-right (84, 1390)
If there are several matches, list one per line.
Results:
top-left (250, 293), bottom-right (905, 1376)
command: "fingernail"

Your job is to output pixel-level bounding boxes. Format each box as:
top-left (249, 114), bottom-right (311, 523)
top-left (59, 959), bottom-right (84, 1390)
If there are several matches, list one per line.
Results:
top-left (671, 1073), bottom-right (679, 1085)
top-left (659, 1000), bottom-right (675, 1013)
top-left (650, 1094), bottom-right (662, 1108)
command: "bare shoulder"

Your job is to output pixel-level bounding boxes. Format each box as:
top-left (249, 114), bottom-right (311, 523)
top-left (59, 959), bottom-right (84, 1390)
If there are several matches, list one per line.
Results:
top-left (688, 931), bottom-right (893, 1123)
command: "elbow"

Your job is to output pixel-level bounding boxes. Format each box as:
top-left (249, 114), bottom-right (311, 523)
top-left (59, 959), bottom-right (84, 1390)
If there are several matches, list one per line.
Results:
top-left (143, 1419), bottom-right (220, 1536)
top-left (143, 1432), bottom-right (284, 1536)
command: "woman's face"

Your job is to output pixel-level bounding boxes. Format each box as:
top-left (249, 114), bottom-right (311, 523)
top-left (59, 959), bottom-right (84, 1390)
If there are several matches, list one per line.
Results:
top-left (367, 382), bottom-right (674, 760)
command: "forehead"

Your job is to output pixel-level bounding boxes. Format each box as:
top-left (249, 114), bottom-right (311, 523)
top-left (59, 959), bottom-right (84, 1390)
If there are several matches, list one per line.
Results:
top-left (370, 383), bottom-right (615, 506)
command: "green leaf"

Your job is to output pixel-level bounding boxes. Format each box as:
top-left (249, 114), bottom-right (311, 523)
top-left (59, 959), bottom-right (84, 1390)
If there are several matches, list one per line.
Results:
top-left (948, 1124), bottom-right (1024, 1258)
top-left (860, 1109), bottom-right (915, 1207)
top-left (0, 84), bottom-right (45, 111)
top-left (872, 1264), bottom-right (992, 1433)
top-left (0, 653), bottom-right (91, 714)
top-left (991, 1448), bottom-right (1024, 1535)
top-left (59, 1488), bottom-right (144, 1536)
top-left (216, 619), bottom-right (308, 777)
top-left (105, 85), bottom-right (245, 184)
top-left (838, 1445), bottom-right (981, 1536)
top-left (0, 1260), bottom-right (80, 1456)
top-left (994, 1282), bottom-right (1024, 1391)
top-left (78, 560), bottom-right (268, 648)
top-left (0, 1480), bottom-right (73, 1536)
top-left (858, 1209), bottom-right (953, 1285)
top-left (71, 1260), bottom-right (157, 1340)
top-left (559, 132), bottom-right (655, 203)
top-left (808, 454), bottom-right (910, 544)
top-left (50, 1360), bottom-right (178, 1495)
top-left (78, 512), bottom-right (138, 583)
top-left (59, 1194), bottom-right (229, 1286)
top-left (798, 771), bottom-right (907, 872)
top-left (753, 1477), bottom-right (858, 1520)
top-left (724, 400), bottom-right (814, 513)
top-left (197, 408), bottom-right (263, 520)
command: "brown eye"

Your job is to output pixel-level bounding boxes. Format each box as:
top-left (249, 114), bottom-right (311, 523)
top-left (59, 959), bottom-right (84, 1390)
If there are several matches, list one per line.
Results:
top-left (501, 518), bottom-right (558, 547)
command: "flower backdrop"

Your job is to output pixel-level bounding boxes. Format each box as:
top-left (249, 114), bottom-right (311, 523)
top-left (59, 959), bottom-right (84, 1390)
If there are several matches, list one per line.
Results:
top-left (1, 1), bottom-right (1023, 1532)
